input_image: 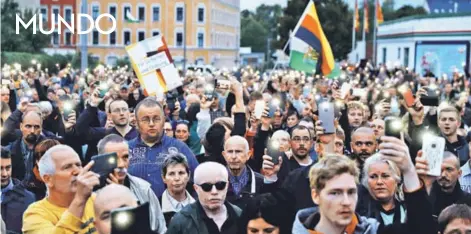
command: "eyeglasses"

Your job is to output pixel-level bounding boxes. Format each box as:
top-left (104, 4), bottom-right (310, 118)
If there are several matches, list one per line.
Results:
top-left (291, 136), bottom-right (311, 143)
top-left (198, 181), bottom-right (227, 192)
top-left (139, 116), bottom-right (161, 125)
top-left (111, 107), bottom-right (128, 114)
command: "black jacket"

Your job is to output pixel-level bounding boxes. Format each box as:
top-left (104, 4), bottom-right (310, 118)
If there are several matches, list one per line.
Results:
top-left (8, 135), bottom-right (48, 181)
top-left (226, 167), bottom-right (264, 210)
top-left (1, 178), bottom-right (36, 233)
top-left (429, 181), bottom-right (471, 217)
top-left (166, 201), bottom-right (242, 234)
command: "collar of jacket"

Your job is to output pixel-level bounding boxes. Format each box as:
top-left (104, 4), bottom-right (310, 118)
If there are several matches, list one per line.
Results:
top-left (1, 179), bottom-right (28, 203)
top-left (132, 134), bottom-right (168, 148)
top-left (294, 207), bottom-right (378, 234)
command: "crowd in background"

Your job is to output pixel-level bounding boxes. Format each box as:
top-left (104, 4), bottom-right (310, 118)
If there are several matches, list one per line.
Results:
top-left (1, 60), bottom-right (471, 234)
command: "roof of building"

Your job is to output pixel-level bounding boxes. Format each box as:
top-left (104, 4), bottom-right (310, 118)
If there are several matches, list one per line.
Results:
top-left (380, 12), bottom-right (471, 26)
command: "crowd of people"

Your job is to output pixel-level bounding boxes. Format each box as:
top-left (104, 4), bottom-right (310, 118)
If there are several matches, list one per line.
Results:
top-left (1, 60), bottom-right (471, 234)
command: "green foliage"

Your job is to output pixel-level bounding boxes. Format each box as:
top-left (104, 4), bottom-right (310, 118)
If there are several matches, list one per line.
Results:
top-left (240, 4), bottom-right (282, 53)
top-left (116, 57), bottom-right (131, 68)
top-left (1, 0), bottom-right (50, 53)
top-left (278, 0), bottom-right (352, 60)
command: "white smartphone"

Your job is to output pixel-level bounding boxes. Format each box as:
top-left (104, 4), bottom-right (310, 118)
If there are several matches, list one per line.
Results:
top-left (254, 100), bottom-right (265, 119)
top-left (352, 88), bottom-right (364, 97)
top-left (422, 135), bottom-right (445, 176)
top-left (340, 82), bottom-right (351, 99)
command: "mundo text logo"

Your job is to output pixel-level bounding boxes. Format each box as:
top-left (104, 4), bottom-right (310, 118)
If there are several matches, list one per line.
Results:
top-left (16, 14), bottom-right (116, 35)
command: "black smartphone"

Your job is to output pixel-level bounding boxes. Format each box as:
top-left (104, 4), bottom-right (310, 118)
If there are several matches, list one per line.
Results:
top-left (420, 88), bottom-right (439, 106)
top-left (204, 82), bottom-right (216, 101)
top-left (266, 138), bottom-right (282, 165)
top-left (318, 101), bottom-right (335, 134)
top-left (111, 202), bottom-right (153, 234)
top-left (91, 153), bottom-right (118, 190)
top-left (98, 82), bottom-right (109, 98)
top-left (63, 105), bottom-right (73, 121)
top-left (384, 116), bottom-right (402, 138)
top-left (166, 92), bottom-right (176, 113)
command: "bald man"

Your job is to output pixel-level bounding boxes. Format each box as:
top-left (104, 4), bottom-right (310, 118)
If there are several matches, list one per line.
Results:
top-left (350, 127), bottom-right (377, 171)
top-left (94, 184), bottom-right (139, 234)
top-left (222, 136), bottom-right (264, 209)
top-left (8, 111), bottom-right (46, 180)
top-left (166, 162), bottom-right (242, 234)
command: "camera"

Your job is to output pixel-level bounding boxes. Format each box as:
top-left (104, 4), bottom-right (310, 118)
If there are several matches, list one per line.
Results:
top-left (111, 202), bottom-right (153, 234)
top-left (91, 153), bottom-right (118, 190)
top-left (385, 116), bottom-right (402, 138)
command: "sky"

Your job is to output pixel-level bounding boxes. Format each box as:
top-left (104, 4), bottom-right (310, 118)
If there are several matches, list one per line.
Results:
top-left (240, 0), bottom-right (425, 11)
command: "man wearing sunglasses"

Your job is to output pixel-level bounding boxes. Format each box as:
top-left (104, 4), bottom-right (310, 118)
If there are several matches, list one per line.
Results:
top-left (167, 162), bottom-right (241, 234)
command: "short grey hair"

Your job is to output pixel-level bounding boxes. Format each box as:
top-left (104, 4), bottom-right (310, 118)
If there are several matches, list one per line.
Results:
top-left (38, 145), bottom-right (74, 178)
top-left (38, 101), bottom-right (53, 114)
top-left (224, 135), bottom-right (249, 153)
top-left (97, 134), bottom-right (127, 154)
top-left (161, 153), bottom-right (190, 177)
top-left (362, 153), bottom-right (403, 201)
top-left (272, 130), bottom-right (290, 141)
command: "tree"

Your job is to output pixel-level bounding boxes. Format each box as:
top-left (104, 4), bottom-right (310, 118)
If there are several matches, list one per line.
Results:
top-left (278, 0), bottom-right (353, 60)
top-left (1, 0), bottom-right (50, 53)
top-left (240, 17), bottom-right (268, 52)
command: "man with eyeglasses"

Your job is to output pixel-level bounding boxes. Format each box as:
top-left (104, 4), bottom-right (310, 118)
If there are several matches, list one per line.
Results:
top-left (164, 119), bottom-right (174, 138)
top-left (167, 162), bottom-right (241, 234)
top-left (128, 97), bottom-right (198, 198)
top-left (77, 92), bottom-right (137, 142)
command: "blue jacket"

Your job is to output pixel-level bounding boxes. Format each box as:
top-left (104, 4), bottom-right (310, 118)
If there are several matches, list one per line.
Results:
top-left (1, 178), bottom-right (35, 233)
top-left (128, 135), bottom-right (199, 197)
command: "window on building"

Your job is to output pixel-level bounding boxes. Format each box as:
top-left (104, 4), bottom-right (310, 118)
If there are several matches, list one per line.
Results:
top-left (65, 8), bottom-right (72, 23)
top-left (109, 31), bottom-right (116, 45)
top-left (152, 31), bottom-right (160, 37)
top-left (109, 6), bottom-right (116, 19)
top-left (138, 6), bottom-right (145, 21)
top-left (40, 7), bottom-right (47, 23)
top-left (52, 31), bottom-right (59, 45)
top-left (107, 56), bottom-right (118, 66)
top-left (138, 31), bottom-right (145, 41)
top-left (53, 8), bottom-right (59, 23)
top-left (92, 5), bottom-right (99, 20)
top-left (198, 7), bottom-right (204, 22)
top-left (397, 48), bottom-right (401, 59)
top-left (152, 6), bottom-right (160, 21)
top-left (176, 32), bottom-right (183, 47)
top-left (93, 30), bottom-right (99, 45)
top-left (197, 32), bottom-right (204, 48)
top-left (65, 32), bottom-right (72, 45)
top-left (124, 6), bottom-right (131, 20)
top-left (382, 48), bottom-right (387, 64)
top-left (124, 31), bottom-right (131, 45)
top-left (176, 7), bottom-right (184, 22)
top-left (404, 47), bottom-right (410, 67)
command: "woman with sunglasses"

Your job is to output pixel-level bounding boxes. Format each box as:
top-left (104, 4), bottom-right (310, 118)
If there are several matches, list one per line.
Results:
top-left (22, 139), bottom-right (60, 200)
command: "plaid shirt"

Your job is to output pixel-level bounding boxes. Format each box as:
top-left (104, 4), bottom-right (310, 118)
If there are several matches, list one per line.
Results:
top-left (209, 109), bottom-right (227, 122)
top-left (459, 161), bottom-right (471, 194)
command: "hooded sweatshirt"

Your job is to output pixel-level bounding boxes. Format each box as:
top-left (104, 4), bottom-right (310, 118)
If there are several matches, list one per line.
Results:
top-left (292, 207), bottom-right (380, 234)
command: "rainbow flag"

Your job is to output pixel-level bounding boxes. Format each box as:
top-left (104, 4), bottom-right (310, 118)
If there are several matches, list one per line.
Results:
top-left (376, 0), bottom-right (384, 25)
top-left (289, 0), bottom-right (335, 76)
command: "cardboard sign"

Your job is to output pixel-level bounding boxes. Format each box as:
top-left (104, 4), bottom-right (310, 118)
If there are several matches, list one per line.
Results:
top-left (125, 35), bottom-right (182, 96)
top-left (422, 135), bottom-right (445, 176)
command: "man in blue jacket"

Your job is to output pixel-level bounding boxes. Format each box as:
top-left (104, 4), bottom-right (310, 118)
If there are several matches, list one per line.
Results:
top-left (1, 147), bottom-right (36, 233)
top-left (128, 97), bottom-right (199, 197)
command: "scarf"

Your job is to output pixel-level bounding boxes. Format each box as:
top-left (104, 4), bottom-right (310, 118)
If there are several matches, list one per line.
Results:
top-left (229, 167), bottom-right (249, 196)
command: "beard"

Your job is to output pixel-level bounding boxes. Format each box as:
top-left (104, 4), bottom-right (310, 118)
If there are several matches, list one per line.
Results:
top-left (25, 134), bottom-right (38, 144)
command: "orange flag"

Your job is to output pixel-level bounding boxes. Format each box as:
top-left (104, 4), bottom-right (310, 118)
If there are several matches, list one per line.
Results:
top-left (364, 0), bottom-right (369, 33)
top-left (376, 0), bottom-right (384, 25)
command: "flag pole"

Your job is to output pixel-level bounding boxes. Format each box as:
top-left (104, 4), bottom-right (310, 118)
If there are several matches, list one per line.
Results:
top-left (260, 35), bottom-right (292, 92)
top-left (362, 0), bottom-right (367, 57)
top-left (352, 0), bottom-right (356, 52)
top-left (373, 0), bottom-right (377, 66)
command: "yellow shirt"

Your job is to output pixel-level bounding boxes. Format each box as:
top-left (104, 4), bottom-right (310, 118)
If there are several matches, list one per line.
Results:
top-left (22, 196), bottom-right (96, 234)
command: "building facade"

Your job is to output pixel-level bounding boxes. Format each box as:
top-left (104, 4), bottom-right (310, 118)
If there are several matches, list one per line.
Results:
top-left (40, 0), bottom-right (78, 55)
top-left (376, 13), bottom-right (471, 77)
top-left (77, 0), bottom-right (240, 68)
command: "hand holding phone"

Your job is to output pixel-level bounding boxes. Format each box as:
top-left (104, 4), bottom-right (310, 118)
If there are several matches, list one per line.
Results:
top-left (254, 100), bottom-right (265, 119)
top-left (266, 138), bottom-right (282, 165)
top-left (422, 135), bottom-right (445, 176)
top-left (91, 153), bottom-right (118, 190)
top-left (318, 102), bottom-right (335, 134)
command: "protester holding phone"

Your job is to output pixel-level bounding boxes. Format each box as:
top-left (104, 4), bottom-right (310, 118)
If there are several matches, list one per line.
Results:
top-left (23, 145), bottom-right (99, 234)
